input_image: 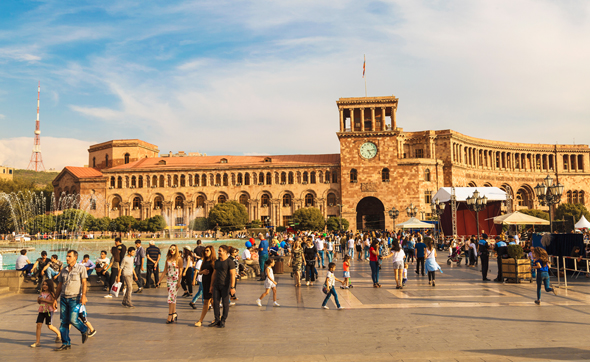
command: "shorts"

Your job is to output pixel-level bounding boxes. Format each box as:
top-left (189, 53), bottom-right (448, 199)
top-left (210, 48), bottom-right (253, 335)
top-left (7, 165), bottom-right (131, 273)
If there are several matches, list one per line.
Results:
top-left (343, 271), bottom-right (350, 278)
top-left (392, 261), bottom-right (404, 270)
top-left (36, 311), bottom-right (53, 325)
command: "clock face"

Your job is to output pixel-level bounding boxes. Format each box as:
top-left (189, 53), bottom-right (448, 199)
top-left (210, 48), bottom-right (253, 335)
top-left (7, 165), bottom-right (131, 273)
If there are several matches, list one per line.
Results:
top-left (360, 142), bottom-right (378, 159)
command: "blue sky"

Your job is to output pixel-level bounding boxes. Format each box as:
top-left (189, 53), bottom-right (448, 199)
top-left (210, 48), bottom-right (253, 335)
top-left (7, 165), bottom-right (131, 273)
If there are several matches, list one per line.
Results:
top-left (1, 0), bottom-right (590, 169)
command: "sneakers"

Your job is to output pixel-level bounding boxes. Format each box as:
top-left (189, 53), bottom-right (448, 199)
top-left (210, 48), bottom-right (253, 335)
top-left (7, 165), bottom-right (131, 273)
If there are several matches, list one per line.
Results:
top-left (256, 299), bottom-right (262, 307)
top-left (534, 300), bottom-right (541, 305)
top-left (273, 301), bottom-right (280, 307)
top-left (81, 332), bottom-right (89, 344)
top-left (552, 288), bottom-right (558, 296)
top-left (306, 281), bottom-right (310, 286)
top-left (135, 288), bottom-right (143, 294)
top-left (88, 329), bottom-right (97, 338)
top-left (30, 343), bottom-right (39, 348)
top-left (53, 344), bottom-right (71, 351)
top-left (229, 302), bottom-right (236, 306)
top-left (338, 306), bottom-right (344, 310)
top-left (322, 305), bottom-right (329, 309)
top-left (104, 294), bottom-right (112, 299)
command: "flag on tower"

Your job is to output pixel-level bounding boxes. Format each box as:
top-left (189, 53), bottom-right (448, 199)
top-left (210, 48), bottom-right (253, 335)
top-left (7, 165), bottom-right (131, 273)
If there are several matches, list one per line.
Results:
top-left (363, 55), bottom-right (366, 78)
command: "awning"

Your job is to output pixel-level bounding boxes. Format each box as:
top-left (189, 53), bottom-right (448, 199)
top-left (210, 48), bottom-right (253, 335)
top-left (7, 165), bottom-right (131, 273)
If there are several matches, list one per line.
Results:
top-left (493, 211), bottom-right (549, 225)
top-left (432, 187), bottom-right (507, 203)
top-left (574, 215), bottom-right (590, 229)
top-left (396, 217), bottom-right (435, 229)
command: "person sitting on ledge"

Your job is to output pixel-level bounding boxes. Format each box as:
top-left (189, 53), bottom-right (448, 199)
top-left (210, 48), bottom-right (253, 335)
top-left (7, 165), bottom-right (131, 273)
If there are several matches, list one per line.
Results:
top-left (15, 249), bottom-right (34, 276)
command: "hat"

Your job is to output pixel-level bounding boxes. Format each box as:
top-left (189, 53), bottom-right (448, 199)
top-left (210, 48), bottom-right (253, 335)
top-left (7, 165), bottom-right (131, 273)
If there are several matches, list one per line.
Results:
top-left (149, 241), bottom-right (155, 246)
top-left (184, 246), bottom-right (191, 251)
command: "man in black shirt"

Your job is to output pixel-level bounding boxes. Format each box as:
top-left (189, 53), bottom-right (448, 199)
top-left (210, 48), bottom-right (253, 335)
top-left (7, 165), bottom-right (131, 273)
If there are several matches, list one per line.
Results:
top-left (145, 241), bottom-right (161, 288)
top-left (209, 245), bottom-right (236, 328)
top-left (108, 238), bottom-right (127, 294)
top-left (478, 238), bottom-right (491, 281)
top-left (193, 239), bottom-right (205, 260)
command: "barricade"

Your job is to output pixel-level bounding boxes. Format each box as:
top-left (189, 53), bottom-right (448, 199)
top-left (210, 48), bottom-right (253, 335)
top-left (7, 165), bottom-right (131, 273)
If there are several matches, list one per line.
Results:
top-left (560, 256), bottom-right (590, 289)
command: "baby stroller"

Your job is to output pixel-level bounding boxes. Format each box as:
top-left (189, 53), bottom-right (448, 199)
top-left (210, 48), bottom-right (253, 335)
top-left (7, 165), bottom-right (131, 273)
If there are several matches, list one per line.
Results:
top-left (447, 245), bottom-right (463, 265)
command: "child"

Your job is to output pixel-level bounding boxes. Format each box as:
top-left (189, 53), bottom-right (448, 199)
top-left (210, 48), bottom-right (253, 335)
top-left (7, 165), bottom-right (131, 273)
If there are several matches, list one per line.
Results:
top-left (340, 255), bottom-right (351, 289)
top-left (322, 262), bottom-right (345, 310)
top-left (229, 247), bottom-right (240, 306)
top-left (532, 247), bottom-right (558, 304)
top-left (117, 247), bottom-right (139, 308)
top-left (402, 262), bottom-right (408, 286)
top-left (256, 259), bottom-right (280, 307)
top-left (31, 279), bottom-right (61, 347)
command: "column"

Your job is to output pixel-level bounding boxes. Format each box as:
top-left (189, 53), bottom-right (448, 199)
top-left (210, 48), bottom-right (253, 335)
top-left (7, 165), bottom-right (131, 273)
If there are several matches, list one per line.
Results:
top-left (381, 107), bottom-right (386, 131)
top-left (392, 106), bottom-right (397, 130)
top-left (350, 108), bottom-right (355, 131)
top-left (360, 108), bottom-right (365, 132)
top-left (371, 107), bottom-right (376, 131)
top-left (339, 108), bottom-right (344, 132)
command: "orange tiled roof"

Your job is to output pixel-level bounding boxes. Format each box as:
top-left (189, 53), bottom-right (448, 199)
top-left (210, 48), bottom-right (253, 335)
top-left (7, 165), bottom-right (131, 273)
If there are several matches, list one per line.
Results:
top-left (107, 154), bottom-right (340, 171)
top-left (65, 166), bottom-right (103, 178)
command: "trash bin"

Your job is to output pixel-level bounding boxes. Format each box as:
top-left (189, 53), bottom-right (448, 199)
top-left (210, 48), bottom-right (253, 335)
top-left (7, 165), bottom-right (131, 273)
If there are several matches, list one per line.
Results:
top-left (272, 257), bottom-right (284, 274)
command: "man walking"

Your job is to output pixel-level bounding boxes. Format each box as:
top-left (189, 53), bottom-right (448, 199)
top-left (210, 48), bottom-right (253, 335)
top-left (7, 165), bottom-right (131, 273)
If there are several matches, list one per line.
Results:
top-left (108, 238), bottom-right (127, 296)
top-left (145, 241), bottom-right (161, 288)
top-left (316, 234), bottom-right (326, 268)
top-left (54, 250), bottom-right (89, 351)
top-left (258, 233), bottom-right (269, 281)
top-left (134, 240), bottom-right (145, 293)
top-left (415, 237), bottom-right (426, 276)
top-left (209, 245), bottom-right (236, 328)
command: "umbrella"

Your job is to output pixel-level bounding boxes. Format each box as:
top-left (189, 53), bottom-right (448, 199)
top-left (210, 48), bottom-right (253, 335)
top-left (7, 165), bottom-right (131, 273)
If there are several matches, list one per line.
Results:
top-left (493, 211), bottom-right (549, 225)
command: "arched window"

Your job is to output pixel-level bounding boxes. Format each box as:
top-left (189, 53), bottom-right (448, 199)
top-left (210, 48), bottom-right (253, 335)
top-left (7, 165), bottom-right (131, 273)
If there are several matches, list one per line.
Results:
top-left (152, 175), bottom-right (157, 187)
top-left (124, 153), bottom-right (130, 164)
top-left (237, 173), bottom-right (243, 185)
top-left (133, 197), bottom-right (141, 209)
top-left (325, 170), bottom-right (331, 183)
top-left (117, 176), bottom-right (123, 188)
top-left (239, 194), bottom-right (248, 206)
top-left (288, 172), bottom-right (294, 184)
top-left (425, 169), bottom-right (431, 182)
top-left (180, 175), bottom-right (186, 187)
top-left (310, 171), bottom-right (316, 184)
top-left (218, 195), bottom-right (226, 203)
top-left (111, 197), bottom-right (121, 210)
top-left (131, 176), bottom-right (137, 187)
top-left (283, 194), bottom-right (292, 207)
top-left (194, 174), bottom-right (200, 186)
top-left (154, 196), bottom-right (163, 209)
top-left (296, 172), bottom-right (301, 184)
top-left (580, 191), bottom-right (586, 205)
top-left (303, 171), bottom-right (309, 183)
top-left (223, 174), bottom-right (228, 186)
top-left (159, 175), bottom-right (165, 187)
top-left (567, 191), bottom-right (572, 204)
top-left (327, 193), bottom-right (336, 206)
top-left (332, 171), bottom-right (338, 183)
top-left (196, 196), bottom-right (205, 208)
top-left (138, 176), bottom-right (144, 188)
top-left (350, 169), bottom-right (357, 183)
top-left (105, 154), bottom-right (109, 168)
top-left (244, 173), bottom-right (250, 185)
top-left (215, 174), bottom-right (221, 185)
top-left (266, 172), bottom-right (271, 185)
top-left (281, 172), bottom-right (287, 184)
top-left (202, 174), bottom-right (207, 186)
top-left (172, 175), bottom-right (178, 187)
top-left (261, 194), bottom-right (270, 207)
top-left (92, 157), bottom-right (96, 167)
top-left (573, 191), bottom-right (579, 204)
top-left (382, 168), bottom-right (390, 182)
top-left (175, 196), bottom-right (184, 209)
top-left (110, 176), bottom-right (115, 187)
top-left (305, 193), bottom-right (315, 207)
top-left (259, 172), bottom-right (264, 185)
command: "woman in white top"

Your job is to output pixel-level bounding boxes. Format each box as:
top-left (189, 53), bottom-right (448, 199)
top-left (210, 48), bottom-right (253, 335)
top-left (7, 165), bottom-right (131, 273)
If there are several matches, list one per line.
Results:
top-left (326, 237), bottom-right (335, 263)
top-left (383, 239), bottom-right (405, 289)
top-left (424, 237), bottom-right (442, 287)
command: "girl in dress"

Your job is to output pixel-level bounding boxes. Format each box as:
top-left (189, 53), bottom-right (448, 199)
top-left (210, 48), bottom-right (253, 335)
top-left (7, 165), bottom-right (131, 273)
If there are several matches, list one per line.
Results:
top-left (256, 259), bottom-right (280, 307)
top-left (289, 239), bottom-right (304, 287)
top-left (158, 244), bottom-right (183, 324)
top-left (31, 279), bottom-right (61, 347)
top-left (194, 246), bottom-right (216, 327)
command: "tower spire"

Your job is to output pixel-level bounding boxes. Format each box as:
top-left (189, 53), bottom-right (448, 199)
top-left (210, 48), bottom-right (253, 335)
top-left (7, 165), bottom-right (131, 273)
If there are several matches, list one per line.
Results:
top-left (27, 81), bottom-right (45, 172)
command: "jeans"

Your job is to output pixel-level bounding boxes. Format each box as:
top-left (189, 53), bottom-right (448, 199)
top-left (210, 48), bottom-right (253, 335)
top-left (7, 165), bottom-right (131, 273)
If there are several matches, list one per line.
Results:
top-left (146, 264), bottom-right (159, 287)
top-left (322, 286), bottom-right (341, 308)
top-left (407, 249), bottom-right (415, 263)
top-left (192, 282), bottom-right (204, 305)
top-left (259, 254), bottom-right (269, 279)
top-left (536, 271), bottom-right (553, 301)
top-left (364, 247), bottom-right (369, 260)
top-left (134, 265), bottom-right (144, 288)
top-left (318, 250), bottom-right (325, 267)
top-left (327, 251), bottom-right (334, 264)
top-left (47, 268), bottom-right (59, 279)
top-left (212, 285), bottom-right (230, 323)
top-left (369, 261), bottom-right (379, 284)
top-left (305, 261), bottom-right (316, 282)
top-left (531, 261), bottom-right (537, 278)
top-left (59, 297), bottom-right (88, 346)
top-left (416, 257), bottom-right (425, 275)
top-left (348, 248), bottom-right (354, 259)
top-left (17, 264), bottom-right (34, 273)
top-left (122, 275), bottom-right (133, 306)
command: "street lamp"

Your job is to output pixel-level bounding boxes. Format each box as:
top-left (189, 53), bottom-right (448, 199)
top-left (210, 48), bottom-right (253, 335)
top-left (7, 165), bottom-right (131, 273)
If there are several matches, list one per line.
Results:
top-left (388, 207), bottom-right (399, 231)
top-left (406, 203), bottom-right (419, 218)
top-left (465, 190), bottom-right (488, 240)
top-left (431, 199), bottom-right (445, 241)
top-left (534, 175), bottom-right (564, 233)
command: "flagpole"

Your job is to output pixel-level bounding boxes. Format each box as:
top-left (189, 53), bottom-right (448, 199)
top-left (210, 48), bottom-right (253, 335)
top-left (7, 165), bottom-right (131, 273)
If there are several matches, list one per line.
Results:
top-left (364, 54), bottom-right (367, 97)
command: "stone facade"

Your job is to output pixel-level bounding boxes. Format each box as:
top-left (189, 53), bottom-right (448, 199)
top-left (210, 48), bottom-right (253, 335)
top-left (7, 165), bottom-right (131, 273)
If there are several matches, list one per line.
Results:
top-left (53, 95), bottom-right (590, 232)
top-left (0, 166), bottom-right (14, 181)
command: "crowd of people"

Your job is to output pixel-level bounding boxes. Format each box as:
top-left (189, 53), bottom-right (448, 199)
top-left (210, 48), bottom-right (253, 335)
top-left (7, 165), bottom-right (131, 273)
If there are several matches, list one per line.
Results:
top-left (16, 228), bottom-right (579, 351)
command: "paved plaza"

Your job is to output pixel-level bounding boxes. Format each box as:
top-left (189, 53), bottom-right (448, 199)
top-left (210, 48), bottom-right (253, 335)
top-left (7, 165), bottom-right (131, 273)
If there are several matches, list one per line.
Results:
top-left (1, 255), bottom-right (590, 362)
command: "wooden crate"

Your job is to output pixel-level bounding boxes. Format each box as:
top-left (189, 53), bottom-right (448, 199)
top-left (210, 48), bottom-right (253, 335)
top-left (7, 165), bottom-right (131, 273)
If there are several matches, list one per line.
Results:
top-left (501, 258), bottom-right (532, 283)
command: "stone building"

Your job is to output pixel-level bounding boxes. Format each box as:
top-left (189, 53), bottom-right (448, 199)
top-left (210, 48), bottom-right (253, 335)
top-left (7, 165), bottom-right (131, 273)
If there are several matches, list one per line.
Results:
top-left (53, 95), bottom-right (590, 232)
top-left (0, 165), bottom-right (14, 181)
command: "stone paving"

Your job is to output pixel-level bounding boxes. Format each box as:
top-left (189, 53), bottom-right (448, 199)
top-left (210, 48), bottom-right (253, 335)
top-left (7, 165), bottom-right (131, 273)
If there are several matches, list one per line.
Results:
top-left (1, 254), bottom-right (590, 362)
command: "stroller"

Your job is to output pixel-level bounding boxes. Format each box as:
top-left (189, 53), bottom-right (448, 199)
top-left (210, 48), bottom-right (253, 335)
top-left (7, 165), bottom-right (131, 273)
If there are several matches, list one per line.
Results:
top-left (447, 245), bottom-right (463, 265)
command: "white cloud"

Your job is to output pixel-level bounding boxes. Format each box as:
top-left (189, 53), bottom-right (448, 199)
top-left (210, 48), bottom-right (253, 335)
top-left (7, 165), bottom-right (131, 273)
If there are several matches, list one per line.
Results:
top-left (0, 137), bottom-right (94, 170)
top-left (0, 114), bottom-right (5, 119)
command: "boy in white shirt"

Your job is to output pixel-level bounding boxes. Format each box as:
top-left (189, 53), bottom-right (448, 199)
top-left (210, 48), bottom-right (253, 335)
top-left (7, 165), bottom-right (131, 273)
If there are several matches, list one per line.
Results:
top-left (321, 262), bottom-right (345, 310)
top-left (117, 248), bottom-right (138, 308)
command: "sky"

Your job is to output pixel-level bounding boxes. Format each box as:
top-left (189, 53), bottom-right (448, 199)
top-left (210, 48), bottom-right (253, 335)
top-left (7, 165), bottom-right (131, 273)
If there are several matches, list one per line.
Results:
top-left (1, 0), bottom-right (590, 170)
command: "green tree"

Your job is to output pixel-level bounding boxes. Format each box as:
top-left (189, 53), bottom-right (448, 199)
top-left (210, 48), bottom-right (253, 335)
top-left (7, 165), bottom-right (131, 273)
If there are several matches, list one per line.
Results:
top-left (208, 201), bottom-right (248, 232)
top-left (91, 217), bottom-right (111, 231)
top-left (248, 219), bottom-right (261, 228)
top-left (113, 215), bottom-right (138, 232)
top-left (25, 214), bottom-right (56, 234)
top-left (134, 219), bottom-right (149, 232)
top-left (147, 215), bottom-right (167, 232)
top-left (326, 216), bottom-right (350, 231)
top-left (55, 209), bottom-right (93, 232)
top-left (292, 207), bottom-right (325, 231)
top-left (189, 217), bottom-right (209, 231)
top-left (555, 203), bottom-right (590, 231)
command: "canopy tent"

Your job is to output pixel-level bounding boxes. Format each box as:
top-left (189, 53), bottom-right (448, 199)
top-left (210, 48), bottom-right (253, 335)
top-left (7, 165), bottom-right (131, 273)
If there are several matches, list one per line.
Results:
top-left (396, 217), bottom-right (435, 229)
top-left (432, 187), bottom-right (507, 203)
top-left (493, 211), bottom-right (550, 225)
top-left (574, 215), bottom-right (590, 229)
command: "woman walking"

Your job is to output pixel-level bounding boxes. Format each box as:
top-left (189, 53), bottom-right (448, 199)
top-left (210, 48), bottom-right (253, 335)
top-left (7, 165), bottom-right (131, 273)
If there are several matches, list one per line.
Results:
top-left (385, 239), bottom-right (405, 289)
top-left (424, 237), bottom-right (442, 287)
top-left (289, 238), bottom-right (304, 287)
top-left (157, 244), bottom-right (183, 323)
top-left (181, 246), bottom-right (194, 298)
top-left (304, 238), bottom-right (319, 286)
top-left (368, 240), bottom-right (381, 288)
top-left (194, 246), bottom-right (215, 327)
top-left (532, 247), bottom-right (557, 304)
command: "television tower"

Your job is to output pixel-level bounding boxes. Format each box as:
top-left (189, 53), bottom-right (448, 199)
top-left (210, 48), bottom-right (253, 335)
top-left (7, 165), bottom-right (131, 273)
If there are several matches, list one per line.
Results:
top-left (27, 81), bottom-right (45, 172)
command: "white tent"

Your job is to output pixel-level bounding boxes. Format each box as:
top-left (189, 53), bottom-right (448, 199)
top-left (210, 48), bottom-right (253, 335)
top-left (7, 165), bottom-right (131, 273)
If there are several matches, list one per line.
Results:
top-left (432, 187), bottom-right (507, 203)
top-left (396, 217), bottom-right (435, 229)
top-left (493, 211), bottom-right (549, 225)
top-left (574, 215), bottom-right (590, 229)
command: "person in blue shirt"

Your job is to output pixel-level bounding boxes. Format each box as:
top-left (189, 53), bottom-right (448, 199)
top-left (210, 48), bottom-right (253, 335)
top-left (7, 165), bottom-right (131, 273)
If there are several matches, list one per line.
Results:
top-left (258, 233), bottom-right (269, 281)
top-left (532, 247), bottom-right (557, 304)
top-left (493, 237), bottom-right (508, 282)
top-left (414, 238), bottom-right (426, 276)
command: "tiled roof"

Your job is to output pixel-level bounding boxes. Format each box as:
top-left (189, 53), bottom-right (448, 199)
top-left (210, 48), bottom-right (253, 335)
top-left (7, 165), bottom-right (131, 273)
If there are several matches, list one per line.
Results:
top-left (65, 166), bottom-right (103, 178)
top-left (107, 154), bottom-right (340, 171)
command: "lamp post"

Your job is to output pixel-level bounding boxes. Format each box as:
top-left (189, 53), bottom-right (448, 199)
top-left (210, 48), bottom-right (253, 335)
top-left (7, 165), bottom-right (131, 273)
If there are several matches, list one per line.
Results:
top-left (431, 199), bottom-right (445, 241)
top-left (388, 207), bottom-right (399, 232)
top-left (534, 175), bottom-right (564, 233)
top-left (465, 190), bottom-right (488, 240)
top-left (406, 203), bottom-right (419, 218)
